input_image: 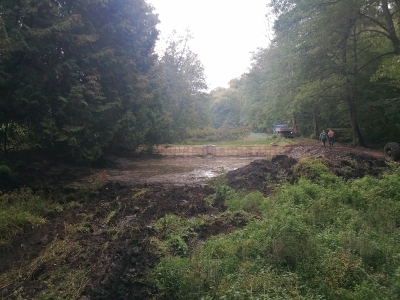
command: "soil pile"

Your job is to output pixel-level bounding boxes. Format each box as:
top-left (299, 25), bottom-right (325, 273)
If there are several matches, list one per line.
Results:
top-left (226, 155), bottom-right (297, 194)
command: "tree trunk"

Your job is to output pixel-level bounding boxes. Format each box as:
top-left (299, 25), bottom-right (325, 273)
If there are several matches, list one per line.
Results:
top-left (292, 113), bottom-right (298, 135)
top-left (3, 120), bottom-right (8, 154)
top-left (382, 0), bottom-right (400, 54)
top-left (356, 122), bottom-right (366, 147)
top-left (324, 112), bottom-right (331, 131)
top-left (313, 105), bottom-right (319, 139)
top-left (346, 95), bottom-right (358, 146)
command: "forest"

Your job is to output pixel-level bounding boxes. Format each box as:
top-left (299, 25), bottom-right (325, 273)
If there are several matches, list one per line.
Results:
top-left (2, 0), bottom-right (400, 166)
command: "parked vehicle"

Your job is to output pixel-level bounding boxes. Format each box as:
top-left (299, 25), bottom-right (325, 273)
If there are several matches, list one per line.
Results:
top-left (383, 142), bottom-right (400, 161)
top-left (273, 123), bottom-right (295, 138)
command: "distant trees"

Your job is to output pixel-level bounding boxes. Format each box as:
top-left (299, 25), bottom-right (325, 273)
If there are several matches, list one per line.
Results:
top-left (0, 0), bottom-right (213, 162)
top-left (152, 31), bottom-right (210, 143)
top-left (237, 0), bottom-right (400, 146)
top-left (5, 0), bottom-right (400, 162)
top-left (210, 80), bottom-right (243, 129)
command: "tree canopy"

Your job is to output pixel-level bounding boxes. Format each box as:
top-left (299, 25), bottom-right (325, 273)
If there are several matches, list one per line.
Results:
top-left (223, 0), bottom-right (400, 146)
top-left (3, 0), bottom-right (400, 164)
top-left (0, 0), bottom-right (160, 161)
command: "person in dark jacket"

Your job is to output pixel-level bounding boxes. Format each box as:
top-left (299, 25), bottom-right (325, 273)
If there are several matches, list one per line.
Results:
top-left (320, 130), bottom-right (327, 148)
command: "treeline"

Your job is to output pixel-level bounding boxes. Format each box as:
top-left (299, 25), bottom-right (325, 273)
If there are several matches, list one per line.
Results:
top-left (210, 0), bottom-right (400, 146)
top-left (4, 0), bottom-right (400, 163)
top-left (0, 0), bottom-right (210, 162)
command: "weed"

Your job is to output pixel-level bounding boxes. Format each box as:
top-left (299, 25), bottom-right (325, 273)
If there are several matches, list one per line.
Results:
top-left (132, 188), bottom-right (147, 198)
top-left (0, 188), bottom-right (56, 245)
top-left (151, 214), bottom-right (211, 256)
top-left (265, 155), bottom-right (273, 161)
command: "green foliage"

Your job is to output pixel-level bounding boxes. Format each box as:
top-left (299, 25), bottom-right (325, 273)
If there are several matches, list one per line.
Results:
top-left (153, 30), bottom-right (210, 143)
top-left (210, 84), bottom-right (243, 128)
top-left (151, 214), bottom-right (211, 257)
top-left (293, 158), bottom-right (340, 186)
top-left (0, 0), bottom-right (161, 161)
top-left (0, 164), bottom-right (12, 177)
top-left (187, 126), bottom-right (251, 143)
top-left (233, 0), bottom-right (400, 146)
top-left (0, 188), bottom-right (59, 244)
top-left (149, 162), bottom-right (400, 299)
top-left (225, 191), bottom-right (266, 214)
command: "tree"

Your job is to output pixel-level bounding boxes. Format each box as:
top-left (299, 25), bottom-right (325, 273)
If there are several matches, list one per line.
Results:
top-left (0, 0), bottom-right (160, 161)
top-left (259, 0), bottom-right (400, 145)
top-left (210, 82), bottom-right (242, 129)
top-left (154, 30), bottom-right (209, 142)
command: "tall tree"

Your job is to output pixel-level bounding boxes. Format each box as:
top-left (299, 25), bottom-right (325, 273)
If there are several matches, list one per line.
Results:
top-left (0, 0), bottom-right (159, 161)
top-left (154, 31), bottom-right (209, 142)
top-left (261, 0), bottom-right (400, 145)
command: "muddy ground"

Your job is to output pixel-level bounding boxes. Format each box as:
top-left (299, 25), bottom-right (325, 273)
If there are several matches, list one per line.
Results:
top-left (0, 142), bottom-right (388, 299)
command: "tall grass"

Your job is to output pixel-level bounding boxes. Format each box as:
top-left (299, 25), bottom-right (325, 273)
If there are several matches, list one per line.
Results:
top-left (149, 159), bottom-right (400, 299)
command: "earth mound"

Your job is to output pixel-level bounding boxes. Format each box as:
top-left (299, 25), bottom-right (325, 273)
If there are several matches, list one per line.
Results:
top-left (226, 155), bottom-right (297, 194)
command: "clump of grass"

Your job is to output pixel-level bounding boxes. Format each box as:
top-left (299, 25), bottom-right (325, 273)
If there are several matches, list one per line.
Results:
top-left (151, 214), bottom-right (212, 257)
top-left (0, 188), bottom-right (61, 245)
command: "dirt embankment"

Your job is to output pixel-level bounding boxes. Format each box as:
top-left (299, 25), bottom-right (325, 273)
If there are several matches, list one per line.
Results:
top-left (0, 143), bottom-right (388, 299)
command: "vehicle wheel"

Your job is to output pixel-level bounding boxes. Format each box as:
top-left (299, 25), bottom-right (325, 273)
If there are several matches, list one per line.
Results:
top-left (383, 142), bottom-right (400, 161)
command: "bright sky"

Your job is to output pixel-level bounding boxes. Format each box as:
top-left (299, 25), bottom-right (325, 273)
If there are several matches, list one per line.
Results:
top-left (146, 0), bottom-right (272, 90)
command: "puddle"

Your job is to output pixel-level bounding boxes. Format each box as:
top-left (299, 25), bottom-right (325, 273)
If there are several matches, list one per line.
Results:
top-left (87, 156), bottom-right (266, 186)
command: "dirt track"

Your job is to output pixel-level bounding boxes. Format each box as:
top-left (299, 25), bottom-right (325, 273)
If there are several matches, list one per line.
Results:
top-left (0, 142), bottom-right (388, 299)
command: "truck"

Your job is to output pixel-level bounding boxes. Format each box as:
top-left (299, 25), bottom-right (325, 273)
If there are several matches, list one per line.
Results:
top-left (273, 122), bottom-right (295, 138)
top-left (383, 142), bottom-right (400, 161)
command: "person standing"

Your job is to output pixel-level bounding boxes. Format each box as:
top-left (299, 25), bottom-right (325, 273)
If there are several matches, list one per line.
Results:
top-left (320, 130), bottom-right (327, 148)
top-left (328, 129), bottom-right (335, 147)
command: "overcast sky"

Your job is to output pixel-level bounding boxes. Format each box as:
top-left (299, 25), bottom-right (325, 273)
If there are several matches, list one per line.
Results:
top-left (146, 0), bottom-right (272, 90)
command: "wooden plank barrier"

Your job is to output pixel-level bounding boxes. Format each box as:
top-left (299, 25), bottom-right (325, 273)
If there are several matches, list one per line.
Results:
top-left (142, 145), bottom-right (287, 156)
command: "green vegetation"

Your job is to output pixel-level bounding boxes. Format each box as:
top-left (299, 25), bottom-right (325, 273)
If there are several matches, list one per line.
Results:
top-left (0, 221), bottom-right (92, 300)
top-left (0, 0), bottom-right (210, 163)
top-left (151, 214), bottom-right (213, 257)
top-left (4, 0), bottom-right (399, 166)
top-left (149, 159), bottom-right (400, 299)
top-left (209, 1), bottom-right (400, 147)
top-left (0, 191), bottom-right (124, 299)
top-left (0, 188), bottom-right (62, 245)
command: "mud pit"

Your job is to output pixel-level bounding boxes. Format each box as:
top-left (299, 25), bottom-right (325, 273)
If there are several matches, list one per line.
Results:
top-left (86, 155), bottom-right (267, 187)
top-left (0, 143), bottom-right (388, 299)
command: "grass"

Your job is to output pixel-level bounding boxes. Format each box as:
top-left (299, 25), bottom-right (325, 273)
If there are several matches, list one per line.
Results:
top-left (151, 214), bottom-right (213, 257)
top-left (0, 188), bottom-right (62, 245)
top-left (148, 158), bottom-right (400, 300)
top-left (0, 230), bottom-right (90, 300)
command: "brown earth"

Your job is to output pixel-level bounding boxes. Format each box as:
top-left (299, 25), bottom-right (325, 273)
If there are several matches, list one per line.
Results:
top-left (0, 142), bottom-right (388, 299)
